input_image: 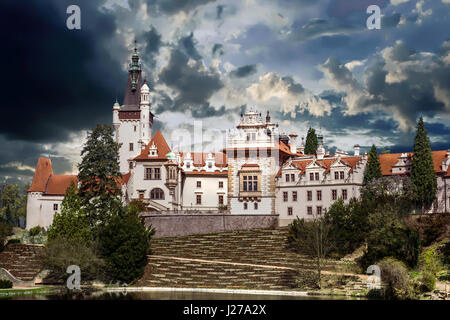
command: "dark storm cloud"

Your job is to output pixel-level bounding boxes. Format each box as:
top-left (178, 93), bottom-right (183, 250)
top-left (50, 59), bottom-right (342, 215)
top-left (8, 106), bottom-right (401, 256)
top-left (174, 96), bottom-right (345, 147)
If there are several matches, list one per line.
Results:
top-left (383, 13), bottom-right (401, 28)
top-left (180, 32), bottom-right (202, 60)
top-left (230, 65), bottom-right (258, 78)
top-left (144, 0), bottom-right (218, 15)
top-left (143, 27), bottom-right (162, 55)
top-left (157, 34), bottom-right (224, 116)
top-left (212, 43), bottom-right (224, 56)
top-left (0, 0), bottom-right (123, 143)
top-left (283, 76), bottom-right (306, 95)
top-left (191, 103), bottom-right (226, 118)
top-left (216, 5), bottom-right (224, 19)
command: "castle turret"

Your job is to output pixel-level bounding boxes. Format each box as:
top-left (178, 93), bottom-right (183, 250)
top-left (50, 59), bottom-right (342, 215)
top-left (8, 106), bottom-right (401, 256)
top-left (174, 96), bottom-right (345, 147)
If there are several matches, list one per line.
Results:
top-left (139, 80), bottom-right (151, 148)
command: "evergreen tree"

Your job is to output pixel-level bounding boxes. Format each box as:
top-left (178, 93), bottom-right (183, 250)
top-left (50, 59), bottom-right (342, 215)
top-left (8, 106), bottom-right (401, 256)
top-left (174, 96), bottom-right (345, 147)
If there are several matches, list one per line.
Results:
top-left (97, 207), bottom-right (154, 284)
top-left (411, 117), bottom-right (437, 214)
top-left (78, 124), bottom-right (122, 226)
top-left (363, 145), bottom-right (382, 185)
top-left (304, 128), bottom-right (318, 155)
top-left (47, 181), bottom-right (93, 245)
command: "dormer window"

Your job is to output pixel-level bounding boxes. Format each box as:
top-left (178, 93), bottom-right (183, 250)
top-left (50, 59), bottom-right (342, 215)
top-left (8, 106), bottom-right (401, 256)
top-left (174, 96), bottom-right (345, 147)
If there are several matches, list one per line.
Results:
top-left (149, 143), bottom-right (157, 157)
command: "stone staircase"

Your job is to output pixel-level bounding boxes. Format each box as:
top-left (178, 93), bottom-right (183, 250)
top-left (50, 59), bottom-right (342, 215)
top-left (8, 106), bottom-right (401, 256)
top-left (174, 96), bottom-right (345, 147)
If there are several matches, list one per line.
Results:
top-left (135, 228), bottom-right (343, 289)
top-left (0, 244), bottom-right (44, 281)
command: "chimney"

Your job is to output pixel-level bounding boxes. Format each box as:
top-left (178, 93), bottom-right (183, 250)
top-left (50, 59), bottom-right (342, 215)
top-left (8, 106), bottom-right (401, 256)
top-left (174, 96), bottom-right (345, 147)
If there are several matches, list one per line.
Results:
top-left (289, 133), bottom-right (298, 155)
top-left (354, 144), bottom-right (360, 156)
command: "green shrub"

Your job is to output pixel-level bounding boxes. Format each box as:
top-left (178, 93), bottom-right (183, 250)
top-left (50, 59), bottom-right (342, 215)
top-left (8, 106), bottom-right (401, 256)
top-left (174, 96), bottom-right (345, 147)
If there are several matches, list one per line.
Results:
top-left (47, 182), bottom-right (93, 245)
top-left (419, 272), bottom-right (436, 292)
top-left (412, 213), bottom-right (450, 246)
top-left (39, 236), bottom-right (105, 282)
top-left (439, 240), bottom-right (450, 266)
top-left (29, 226), bottom-right (42, 237)
top-left (7, 239), bottom-right (20, 245)
top-left (97, 208), bottom-right (154, 284)
top-left (378, 257), bottom-right (417, 300)
top-left (359, 209), bottom-right (420, 269)
top-left (324, 198), bottom-right (369, 256)
top-left (0, 279), bottom-right (13, 289)
top-left (419, 245), bottom-right (443, 276)
top-left (287, 218), bottom-right (311, 253)
top-left (0, 221), bottom-right (13, 252)
top-left (437, 270), bottom-right (450, 281)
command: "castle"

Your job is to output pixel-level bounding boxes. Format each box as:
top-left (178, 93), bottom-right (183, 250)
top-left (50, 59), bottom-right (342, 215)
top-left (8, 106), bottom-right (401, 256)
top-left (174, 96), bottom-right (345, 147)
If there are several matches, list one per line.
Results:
top-left (26, 48), bottom-right (450, 229)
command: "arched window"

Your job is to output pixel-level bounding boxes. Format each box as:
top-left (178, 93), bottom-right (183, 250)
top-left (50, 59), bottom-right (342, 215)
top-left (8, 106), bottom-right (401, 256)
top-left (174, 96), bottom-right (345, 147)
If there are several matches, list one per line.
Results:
top-left (150, 188), bottom-right (164, 200)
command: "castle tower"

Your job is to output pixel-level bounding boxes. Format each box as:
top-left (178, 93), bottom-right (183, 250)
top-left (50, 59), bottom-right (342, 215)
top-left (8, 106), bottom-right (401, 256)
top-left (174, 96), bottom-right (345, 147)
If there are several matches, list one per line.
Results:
top-left (139, 80), bottom-right (151, 149)
top-left (113, 44), bottom-right (155, 173)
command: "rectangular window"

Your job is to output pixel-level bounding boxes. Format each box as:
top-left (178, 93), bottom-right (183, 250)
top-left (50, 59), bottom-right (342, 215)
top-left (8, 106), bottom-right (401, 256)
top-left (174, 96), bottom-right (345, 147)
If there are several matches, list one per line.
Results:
top-left (315, 172), bottom-right (319, 181)
top-left (285, 174), bottom-right (290, 182)
top-left (139, 191), bottom-right (145, 199)
top-left (197, 181), bottom-right (201, 188)
top-left (145, 168), bottom-right (152, 180)
top-left (219, 181), bottom-right (224, 188)
top-left (291, 174), bottom-right (295, 182)
top-left (317, 206), bottom-right (322, 216)
top-left (332, 190), bottom-right (337, 201)
top-left (342, 189), bottom-right (348, 200)
top-left (196, 194), bottom-right (202, 205)
top-left (334, 171), bottom-right (339, 180)
top-left (129, 162), bottom-right (133, 170)
top-left (244, 202), bottom-right (248, 210)
top-left (317, 190), bottom-right (322, 201)
top-left (288, 207), bottom-right (293, 216)
top-left (310, 173), bottom-right (314, 181)
top-left (154, 168), bottom-right (161, 180)
top-left (340, 171), bottom-right (344, 180)
top-left (53, 203), bottom-right (58, 211)
top-left (283, 192), bottom-right (288, 202)
top-left (129, 143), bottom-right (134, 151)
top-left (292, 191), bottom-right (297, 202)
top-left (254, 202), bottom-right (258, 210)
top-left (218, 195), bottom-right (224, 205)
top-left (307, 207), bottom-right (313, 215)
top-left (307, 191), bottom-right (312, 201)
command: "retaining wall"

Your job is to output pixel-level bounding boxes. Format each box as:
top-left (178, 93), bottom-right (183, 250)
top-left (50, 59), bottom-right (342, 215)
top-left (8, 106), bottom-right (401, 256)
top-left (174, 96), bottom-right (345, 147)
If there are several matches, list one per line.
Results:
top-left (140, 213), bottom-right (279, 237)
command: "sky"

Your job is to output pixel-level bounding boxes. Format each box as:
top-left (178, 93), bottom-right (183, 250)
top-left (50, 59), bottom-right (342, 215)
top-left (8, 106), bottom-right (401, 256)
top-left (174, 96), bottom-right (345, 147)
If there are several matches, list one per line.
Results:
top-left (0, 0), bottom-right (449, 186)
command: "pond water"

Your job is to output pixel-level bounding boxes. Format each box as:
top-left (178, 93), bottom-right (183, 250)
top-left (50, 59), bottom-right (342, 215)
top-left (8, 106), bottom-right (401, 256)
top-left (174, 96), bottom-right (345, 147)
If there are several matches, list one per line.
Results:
top-left (7, 289), bottom-right (364, 300)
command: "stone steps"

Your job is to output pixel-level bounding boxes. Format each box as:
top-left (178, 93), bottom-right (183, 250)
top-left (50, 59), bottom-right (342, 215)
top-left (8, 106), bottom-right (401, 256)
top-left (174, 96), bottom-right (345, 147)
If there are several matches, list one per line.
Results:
top-left (137, 228), bottom-right (343, 289)
top-left (0, 244), bottom-right (44, 281)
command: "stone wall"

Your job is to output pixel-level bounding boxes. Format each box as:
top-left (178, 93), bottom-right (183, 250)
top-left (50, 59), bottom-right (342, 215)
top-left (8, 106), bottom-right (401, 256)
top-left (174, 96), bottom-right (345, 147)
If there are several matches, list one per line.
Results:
top-left (140, 213), bottom-right (279, 238)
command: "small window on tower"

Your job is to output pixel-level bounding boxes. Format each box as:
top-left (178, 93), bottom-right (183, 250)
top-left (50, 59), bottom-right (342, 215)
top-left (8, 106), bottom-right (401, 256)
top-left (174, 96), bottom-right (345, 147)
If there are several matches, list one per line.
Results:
top-left (134, 126), bottom-right (137, 132)
top-left (129, 143), bottom-right (134, 151)
top-left (53, 203), bottom-right (58, 211)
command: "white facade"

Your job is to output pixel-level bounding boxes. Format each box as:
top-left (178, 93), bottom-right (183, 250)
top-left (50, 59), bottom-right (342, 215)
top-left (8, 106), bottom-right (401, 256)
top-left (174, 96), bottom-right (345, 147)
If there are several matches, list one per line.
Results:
top-left (25, 49), bottom-right (450, 230)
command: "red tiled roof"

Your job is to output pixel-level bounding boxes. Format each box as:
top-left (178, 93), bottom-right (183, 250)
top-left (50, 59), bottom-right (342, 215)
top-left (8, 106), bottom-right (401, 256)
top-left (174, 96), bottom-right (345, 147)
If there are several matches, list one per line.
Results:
top-left (278, 156), bottom-right (363, 176)
top-left (379, 150), bottom-right (448, 176)
top-left (134, 131), bottom-right (171, 160)
top-left (45, 175), bottom-right (78, 196)
top-left (29, 157), bottom-right (130, 196)
top-left (179, 152), bottom-right (227, 168)
top-left (28, 158), bottom-right (54, 192)
top-left (120, 172), bottom-right (131, 185)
